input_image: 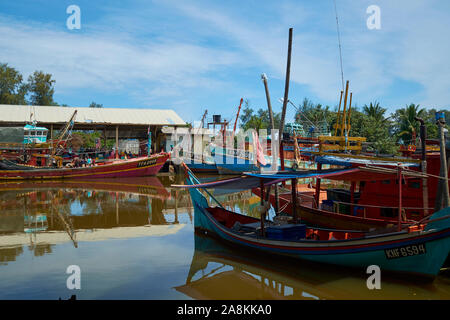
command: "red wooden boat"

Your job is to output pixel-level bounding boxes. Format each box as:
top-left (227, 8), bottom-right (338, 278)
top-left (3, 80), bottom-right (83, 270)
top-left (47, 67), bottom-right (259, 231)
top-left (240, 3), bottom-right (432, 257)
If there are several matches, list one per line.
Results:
top-left (251, 151), bottom-right (449, 231)
top-left (0, 153), bottom-right (169, 180)
top-left (252, 187), bottom-right (410, 231)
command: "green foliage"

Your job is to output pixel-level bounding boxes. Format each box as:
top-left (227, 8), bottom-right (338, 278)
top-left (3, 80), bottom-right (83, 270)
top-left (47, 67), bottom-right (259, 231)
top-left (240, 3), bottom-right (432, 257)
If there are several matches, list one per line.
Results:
top-left (392, 104), bottom-right (426, 144)
top-left (239, 99), bottom-right (281, 132)
top-left (362, 101), bottom-right (386, 122)
top-left (27, 71), bottom-right (56, 106)
top-left (0, 63), bottom-right (28, 105)
top-left (239, 98), bottom-right (449, 156)
top-left (69, 131), bottom-right (115, 150)
top-left (89, 102), bottom-right (103, 108)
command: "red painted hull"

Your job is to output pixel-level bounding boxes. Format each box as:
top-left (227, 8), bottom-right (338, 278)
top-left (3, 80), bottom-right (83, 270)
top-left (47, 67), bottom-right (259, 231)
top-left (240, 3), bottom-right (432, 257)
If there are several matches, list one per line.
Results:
top-left (0, 153), bottom-right (170, 180)
top-left (0, 176), bottom-right (170, 199)
top-left (252, 188), bottom-right (410, 231)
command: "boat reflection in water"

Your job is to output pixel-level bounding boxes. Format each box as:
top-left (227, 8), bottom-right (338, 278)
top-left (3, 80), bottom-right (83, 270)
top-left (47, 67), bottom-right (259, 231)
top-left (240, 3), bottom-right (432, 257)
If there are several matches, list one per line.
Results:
top-left (0, 176), bottom-right (192, 261)
top-left (176, 232), bottom-right (450, 300)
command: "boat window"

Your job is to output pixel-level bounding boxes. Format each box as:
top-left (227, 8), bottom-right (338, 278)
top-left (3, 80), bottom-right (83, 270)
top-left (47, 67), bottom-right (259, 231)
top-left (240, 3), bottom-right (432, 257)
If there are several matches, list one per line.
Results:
top-left (380, 207), bottom-right (396, 218)
top-left (409, 181), bottom-right (420, 189)
top-left (381, 180), bottom-right (390, 184)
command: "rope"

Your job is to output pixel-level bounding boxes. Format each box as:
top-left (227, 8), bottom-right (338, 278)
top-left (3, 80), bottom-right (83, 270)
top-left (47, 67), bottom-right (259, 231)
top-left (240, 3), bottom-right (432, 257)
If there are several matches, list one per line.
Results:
top-left (333, 0), bottom-right (345, 91)
top-left (402, 167), bottom-right (450, 181)
top-left (185, 164), bottom-right (224, 209)
top-left (329, 199), bottom-right (433, 211)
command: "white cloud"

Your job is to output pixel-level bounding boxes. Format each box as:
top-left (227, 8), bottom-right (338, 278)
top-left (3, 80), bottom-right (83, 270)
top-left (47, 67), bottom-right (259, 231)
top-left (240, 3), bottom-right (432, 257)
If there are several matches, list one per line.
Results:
top-left (1, 0), bottom-right (449, 114)
top-left (0, 14), bottom-right (241, 100)
top-left (166, 0), bottom-right (450, 109)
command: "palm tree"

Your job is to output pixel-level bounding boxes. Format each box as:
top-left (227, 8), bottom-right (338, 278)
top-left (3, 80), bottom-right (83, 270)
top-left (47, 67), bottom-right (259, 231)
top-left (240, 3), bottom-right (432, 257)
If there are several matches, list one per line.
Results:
top-left (362, 101), bottom-right (386, 122)
top-left (395, 103), bottom-right (425, 144)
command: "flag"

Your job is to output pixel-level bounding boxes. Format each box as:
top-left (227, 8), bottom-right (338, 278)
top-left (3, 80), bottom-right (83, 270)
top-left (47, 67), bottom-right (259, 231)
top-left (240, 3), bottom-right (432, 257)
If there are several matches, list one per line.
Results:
top-left (252, 131), bottom-right (267, 166)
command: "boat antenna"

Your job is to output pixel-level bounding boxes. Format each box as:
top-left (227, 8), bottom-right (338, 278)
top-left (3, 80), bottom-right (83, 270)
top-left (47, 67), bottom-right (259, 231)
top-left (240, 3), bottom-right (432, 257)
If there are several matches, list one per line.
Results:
top-left (333, 0), bottom-right (345, 92)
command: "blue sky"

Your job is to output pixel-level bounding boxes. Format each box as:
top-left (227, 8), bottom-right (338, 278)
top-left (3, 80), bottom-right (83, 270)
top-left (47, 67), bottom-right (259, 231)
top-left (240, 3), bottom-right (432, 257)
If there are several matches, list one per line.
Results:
top-left (1, 0), bottom-right (449, 125)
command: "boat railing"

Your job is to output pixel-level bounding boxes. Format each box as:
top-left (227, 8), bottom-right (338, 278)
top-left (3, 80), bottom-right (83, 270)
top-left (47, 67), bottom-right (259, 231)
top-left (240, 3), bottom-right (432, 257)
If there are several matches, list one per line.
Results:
top-left (214, 147), bottom-right (255, 160)
top-left (319, 198), bottom-right (432, 221)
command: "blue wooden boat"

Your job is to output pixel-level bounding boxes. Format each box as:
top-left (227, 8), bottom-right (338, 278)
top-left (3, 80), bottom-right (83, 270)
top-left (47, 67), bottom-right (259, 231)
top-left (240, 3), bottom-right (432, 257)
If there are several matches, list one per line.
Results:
top-left (213, 148), bottom-right (287, 175)
top-left (214, 152), bottom-right (259, 175)
top-left (185, 162), bottom-right (218, 174)
top-left (183, 170), bottom-right (450, 279)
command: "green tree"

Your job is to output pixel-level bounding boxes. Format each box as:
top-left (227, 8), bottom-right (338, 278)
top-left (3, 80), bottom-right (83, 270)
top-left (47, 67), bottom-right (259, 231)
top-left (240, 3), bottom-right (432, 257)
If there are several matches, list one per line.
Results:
top-left (27, 71), bottom-right (56, 106)
top-left (392, 104), bottom-right (425, 144)
top-left (362, 101), bottom-right (386, 122)
top-left (295, 98), bottom-right (334, 135)
top-left (239, 98), bottom-right (283, 133)
top-left (89, 102), bottom-right (103, 108)
top-left (0, 63), bottom-right (28, 105)
top-left (359, 103), bottom-right (397, 154)
top-left (239, 99), bottom-right (254, 126)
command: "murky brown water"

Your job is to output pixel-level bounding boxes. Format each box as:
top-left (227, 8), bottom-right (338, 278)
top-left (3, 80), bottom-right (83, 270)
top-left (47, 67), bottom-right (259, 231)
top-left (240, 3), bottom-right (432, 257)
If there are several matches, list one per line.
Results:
top-left (0, 175), bottom-right (449, 300)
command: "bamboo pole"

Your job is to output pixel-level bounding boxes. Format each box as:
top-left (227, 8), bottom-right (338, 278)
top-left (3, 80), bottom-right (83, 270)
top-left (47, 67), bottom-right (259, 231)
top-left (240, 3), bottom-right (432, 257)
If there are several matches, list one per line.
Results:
top-left (261, 73), bottom-right (279, 214)
top-left (334, 90), bottom-right (343, 136)
top-left (414, 117), bottom-right (429, 216)
top-left (261, 74), bottom-right (275, 130)
top-left (279, 28), bottom-right (293, 140)
top-left (435, 118), bottom-right (449, 210)
top-left (347, 92), bottom-right (353, 142)
top-left (340, 80), bottom-right (349, 138)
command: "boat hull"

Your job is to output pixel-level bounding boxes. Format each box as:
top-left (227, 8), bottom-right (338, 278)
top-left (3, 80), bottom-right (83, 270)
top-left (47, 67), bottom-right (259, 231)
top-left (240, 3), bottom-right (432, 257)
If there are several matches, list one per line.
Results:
top-left (185, 162), bottom-right (218, 174)
top-left (0, 153), bottom-right (169, 180)
top-left (253, 188), bottom-right (403, 231)
top-left (214, 153), bottom-right (259, 175)
top-left (189, 184), bottom-right (450, 278)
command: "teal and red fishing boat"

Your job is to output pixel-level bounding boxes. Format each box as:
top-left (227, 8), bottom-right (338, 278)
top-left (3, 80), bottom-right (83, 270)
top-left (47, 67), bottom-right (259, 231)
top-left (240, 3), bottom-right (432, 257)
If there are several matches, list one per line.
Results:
top-left (179, 167), bottom-right (450, 279)
top-left (0, 152), bottom-right (169, 180)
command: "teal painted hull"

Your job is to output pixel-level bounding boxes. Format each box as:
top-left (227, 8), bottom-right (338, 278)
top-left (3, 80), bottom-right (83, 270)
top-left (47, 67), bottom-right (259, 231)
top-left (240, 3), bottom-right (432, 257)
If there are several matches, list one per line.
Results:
top-left (188, 177), bottom-right (450, 278)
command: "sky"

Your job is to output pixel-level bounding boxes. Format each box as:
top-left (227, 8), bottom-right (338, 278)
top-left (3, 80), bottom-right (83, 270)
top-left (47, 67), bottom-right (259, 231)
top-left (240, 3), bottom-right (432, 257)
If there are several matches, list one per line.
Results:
top-left (1, 0), bottom-right (449, 126)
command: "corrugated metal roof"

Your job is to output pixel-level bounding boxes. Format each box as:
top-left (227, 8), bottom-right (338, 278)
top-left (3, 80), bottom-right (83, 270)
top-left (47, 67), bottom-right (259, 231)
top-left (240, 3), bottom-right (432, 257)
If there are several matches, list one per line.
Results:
top-left (0, 105), bottom-right (186, 126)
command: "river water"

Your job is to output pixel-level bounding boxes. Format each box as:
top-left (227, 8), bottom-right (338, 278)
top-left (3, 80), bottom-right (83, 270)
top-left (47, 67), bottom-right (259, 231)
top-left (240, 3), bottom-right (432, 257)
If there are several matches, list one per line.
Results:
top-left (0, 175), bottom-right (449, 300)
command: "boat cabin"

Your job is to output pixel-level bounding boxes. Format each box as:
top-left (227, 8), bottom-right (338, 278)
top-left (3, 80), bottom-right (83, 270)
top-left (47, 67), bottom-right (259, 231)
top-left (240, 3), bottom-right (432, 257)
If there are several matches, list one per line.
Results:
top-left (23, 124), bottom-right (48, 144)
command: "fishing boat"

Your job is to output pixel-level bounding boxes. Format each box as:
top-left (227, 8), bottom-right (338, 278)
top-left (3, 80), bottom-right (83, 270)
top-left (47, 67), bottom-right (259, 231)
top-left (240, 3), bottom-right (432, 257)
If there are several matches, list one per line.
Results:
top-left (0, 152), bottom-right (169, 180)
top-left (256, 150), bottom-right (448, 230)
top-left (178, 166), bottom-right (450, 279)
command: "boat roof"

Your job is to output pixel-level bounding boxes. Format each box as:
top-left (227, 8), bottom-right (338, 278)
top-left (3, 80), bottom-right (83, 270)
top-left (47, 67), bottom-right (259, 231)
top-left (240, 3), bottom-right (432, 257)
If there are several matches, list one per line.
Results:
top-left (174, 166), bottom-right (425, 190)
top-left (314, 154), bottom-right (420, 167)
top-left (24, 124), bottom-right (48, 131)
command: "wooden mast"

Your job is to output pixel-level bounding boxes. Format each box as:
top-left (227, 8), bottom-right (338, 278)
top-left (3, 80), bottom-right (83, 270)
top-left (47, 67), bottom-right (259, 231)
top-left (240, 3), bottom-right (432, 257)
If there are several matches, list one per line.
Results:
top-left (279, 27), bottom-right (293, 142)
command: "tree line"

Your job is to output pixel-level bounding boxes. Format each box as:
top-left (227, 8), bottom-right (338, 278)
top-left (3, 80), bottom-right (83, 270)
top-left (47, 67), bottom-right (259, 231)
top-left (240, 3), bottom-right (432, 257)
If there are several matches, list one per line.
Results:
top-left (0, 63), bottom-right (102, 108)
top-left (240, 98), bottom-right (449, 155)
top-left (0, 63), bottom-right (106, 150)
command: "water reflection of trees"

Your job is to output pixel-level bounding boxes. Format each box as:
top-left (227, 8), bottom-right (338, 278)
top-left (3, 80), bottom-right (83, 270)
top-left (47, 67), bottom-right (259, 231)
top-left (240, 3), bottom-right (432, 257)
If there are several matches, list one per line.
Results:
top-left (0, 176), bottom-right (192, 262)
top-left (0, 247), bottom-right (23, 264)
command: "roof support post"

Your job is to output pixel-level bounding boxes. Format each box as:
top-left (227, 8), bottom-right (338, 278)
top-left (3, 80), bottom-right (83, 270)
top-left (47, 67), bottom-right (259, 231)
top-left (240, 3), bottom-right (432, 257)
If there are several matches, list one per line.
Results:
top-left (398, 165), bottom-right (403, 232)
top-left (260, 179), bottom-right (266, 237)
top-left (291, 178), bottom-right (298, 223)
top-left (115, 125), bottom-right (119, 159)
top-left (350, 181), bottom-right (355, 216)
top-left (314, 162), bottom-right (322, 209)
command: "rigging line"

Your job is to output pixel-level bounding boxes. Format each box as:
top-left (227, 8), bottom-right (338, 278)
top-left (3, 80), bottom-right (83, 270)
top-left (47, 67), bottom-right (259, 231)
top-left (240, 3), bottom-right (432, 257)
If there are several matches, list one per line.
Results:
top-left (333, 0), bottom-right (345, 91)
